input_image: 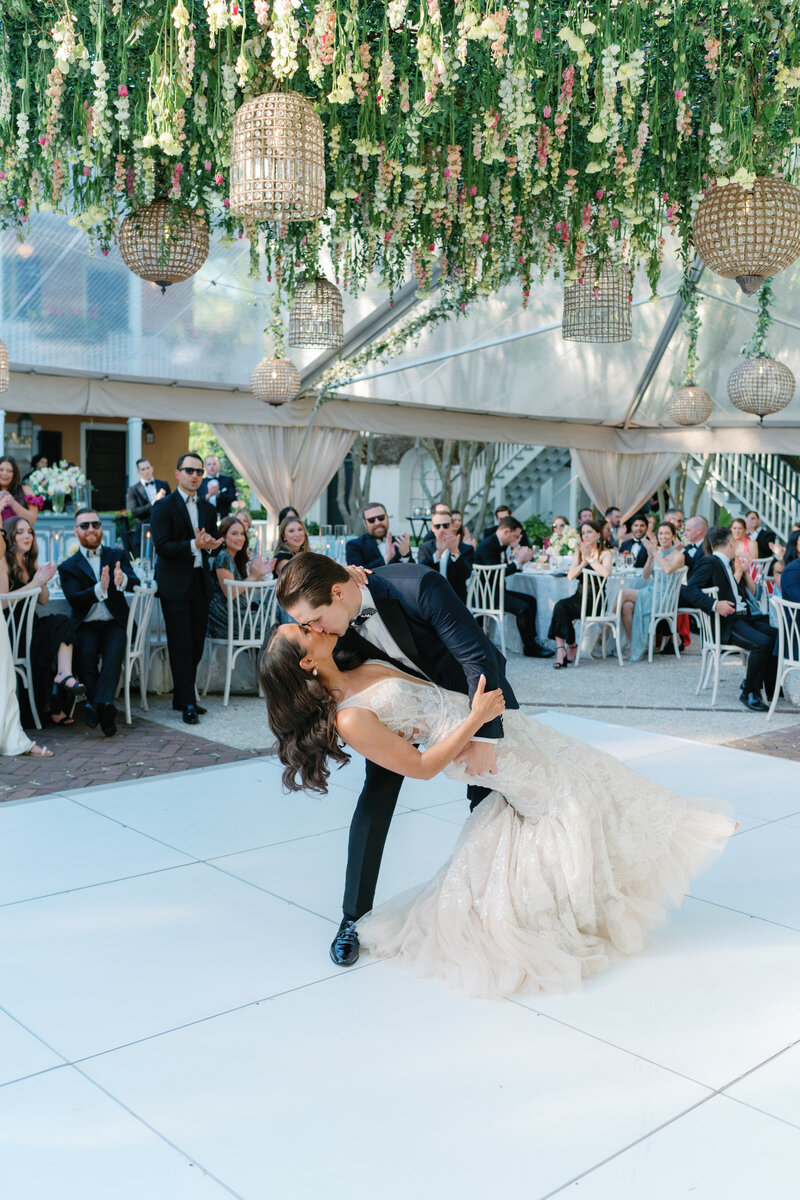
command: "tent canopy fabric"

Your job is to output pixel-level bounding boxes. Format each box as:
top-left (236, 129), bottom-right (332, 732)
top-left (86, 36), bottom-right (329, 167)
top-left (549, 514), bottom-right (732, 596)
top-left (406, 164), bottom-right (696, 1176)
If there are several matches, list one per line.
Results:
top-left (3, 213), bottom-right (800, 448)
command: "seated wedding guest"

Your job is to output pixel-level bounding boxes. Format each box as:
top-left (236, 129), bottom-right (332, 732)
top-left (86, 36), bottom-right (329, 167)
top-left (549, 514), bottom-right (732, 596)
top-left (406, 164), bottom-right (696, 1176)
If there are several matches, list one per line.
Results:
top-left (482, 504), bottom-right (530, 546)
top-left (677, 515), bottom-right (709, 617)
top-left (0, 529), bottom-right (53, 757)
top-left (780, 531), bottom-right (800, 603)
top-left (646, 513), bottom-right (656, 535)
top-left (684, 525), bottom-right (778, 711)
top-left (621, 521), bottom-right (685, 661)
top-left (347, 502), bottom-right (413, 568)
top-left (664, 507), bottom-right (685, 540)
top-left (549, 520), bottom-right (613, 668)
top-left (278, 506), bottom-right (300, 525)
top-left (417, 510), bottom-right (473, 604)
top-left (235, 508), bottom-right (253, 536)
top-left (420, 502), bottom-right (453, 549)
top-left (58, 509), bottom-right (139, 737)
top-left (577, 506), bottom-right (594, 525)
top-left (731, 516), bottom-right (757, 568)
top-left (0, 455), bottom-right (40, 526)
top-left (1, 516), bottom-right (84, 725)
top-left (23, 453), bottom-right (48, 482)
top-left (208, 515), bottom-right (274, 637)
top-left (600, 518), bottom-right (613, 548)
top-left (450, 510), bottom-right (476, 548)
top-left (620, 513), bottom-right (649, 568)
top-left (745, 510), bottom-right (775, 562)
top-left (551, 515), bottom-right (569, 540)
top-left (604, 506), bottom-right (626, 547)
top-left (126, 458), bottom-right (170, 530)
top-left (767, 560), bottom-right (785, 628)
top-left (474, 517), bottom-right (554, 657)
top-left (273, 515), bottom-right (310, 578)
top-left (199, 455), bottom-right (236, 519)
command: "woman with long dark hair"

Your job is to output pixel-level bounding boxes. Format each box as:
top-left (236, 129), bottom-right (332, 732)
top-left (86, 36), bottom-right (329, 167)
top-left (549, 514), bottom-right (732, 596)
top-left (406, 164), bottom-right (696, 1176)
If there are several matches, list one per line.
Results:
top-left (548, 520), bottom-right (612, 667)
top-left (207, 515), bottom-right (273, 638)
top-left (0, 456), bottom-right (39, 525)
top-left (1, 517), bottom-right (84, 725)
top-left (0, 529), bottom-right (53, 756)
top-left (258, 619), bottom-right (735, 999)
top-left (621, 521), bottom-right (685, 660)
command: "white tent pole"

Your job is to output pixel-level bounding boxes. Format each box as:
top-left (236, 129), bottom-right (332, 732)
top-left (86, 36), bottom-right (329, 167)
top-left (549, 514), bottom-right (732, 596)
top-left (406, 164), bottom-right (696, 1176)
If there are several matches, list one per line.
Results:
top-left (327, 292), bottom-right (677, 388)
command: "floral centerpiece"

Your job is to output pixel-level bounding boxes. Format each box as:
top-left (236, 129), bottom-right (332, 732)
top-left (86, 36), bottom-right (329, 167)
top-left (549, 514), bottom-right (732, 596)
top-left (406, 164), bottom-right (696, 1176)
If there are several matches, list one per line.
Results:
top-left (27, 461), bottom-right (88, 514)
top-left (548, 525), bottom-right (578, 560)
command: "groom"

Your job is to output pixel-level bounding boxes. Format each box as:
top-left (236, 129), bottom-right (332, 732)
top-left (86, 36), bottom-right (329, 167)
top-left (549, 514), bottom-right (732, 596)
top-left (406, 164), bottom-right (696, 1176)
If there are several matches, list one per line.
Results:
top-left (276, 552), bottom-right (518, 966)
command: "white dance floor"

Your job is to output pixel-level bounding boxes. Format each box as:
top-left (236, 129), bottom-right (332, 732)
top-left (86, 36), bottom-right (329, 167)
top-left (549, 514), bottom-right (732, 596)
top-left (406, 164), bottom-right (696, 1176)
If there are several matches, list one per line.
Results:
top-left (2, 712), bottom-right (800, 1199)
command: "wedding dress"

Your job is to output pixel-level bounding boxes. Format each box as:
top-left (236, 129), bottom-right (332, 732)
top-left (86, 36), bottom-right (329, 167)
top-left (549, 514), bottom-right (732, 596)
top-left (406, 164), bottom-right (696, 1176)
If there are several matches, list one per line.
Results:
top-left (344, 669), bottom-right (735, 999)
top-left (0, 613), bottom-right (33, 755)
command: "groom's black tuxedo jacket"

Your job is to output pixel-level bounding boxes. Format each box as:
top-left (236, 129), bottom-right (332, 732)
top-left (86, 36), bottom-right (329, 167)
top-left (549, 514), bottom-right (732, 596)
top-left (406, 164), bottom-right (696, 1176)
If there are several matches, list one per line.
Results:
top-left (683, 555), bottom-right (756, 641)
top-left (334, 564), bottom-right (517, 741)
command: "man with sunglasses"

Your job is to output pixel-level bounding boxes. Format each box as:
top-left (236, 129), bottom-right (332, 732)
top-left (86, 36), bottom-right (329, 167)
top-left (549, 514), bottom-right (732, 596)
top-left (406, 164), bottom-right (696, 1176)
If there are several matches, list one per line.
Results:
top-left (346, 502), bottom-right (413, 569)
top-left (58, 509), bottom-right (139, 736)
top-left (150, 452), bottom-right (223, 724)
top-left (417, 506), bottom-right (473, 604)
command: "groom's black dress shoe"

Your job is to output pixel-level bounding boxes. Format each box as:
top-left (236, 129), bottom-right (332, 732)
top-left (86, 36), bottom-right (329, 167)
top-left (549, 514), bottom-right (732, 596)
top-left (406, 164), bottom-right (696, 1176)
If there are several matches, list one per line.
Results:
top-left (739, 692), bottom-right (768, 712)
top-left (183, 705), bottom-right (200, 725)
top-left (330, 918), bottom-right (359, 967)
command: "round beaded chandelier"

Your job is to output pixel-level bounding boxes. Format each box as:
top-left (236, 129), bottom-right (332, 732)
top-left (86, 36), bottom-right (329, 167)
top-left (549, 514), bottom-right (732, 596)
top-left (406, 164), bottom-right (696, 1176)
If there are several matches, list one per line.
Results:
top-left (727, 356), bottom-right (795, 422)
top-left (692, 177), bottom-right (800, 295)
top-left (251, 357), bottom-right (302, 406)
top-left (668, 385), bottom-right (713, 426)
top-left (119, 201), bottom-right (209, 293)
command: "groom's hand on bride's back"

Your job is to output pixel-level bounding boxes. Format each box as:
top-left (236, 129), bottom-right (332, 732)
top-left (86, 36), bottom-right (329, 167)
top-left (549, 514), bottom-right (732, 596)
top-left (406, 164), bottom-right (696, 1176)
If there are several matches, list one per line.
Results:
top-left (456, 742), bottom-right (498, 776)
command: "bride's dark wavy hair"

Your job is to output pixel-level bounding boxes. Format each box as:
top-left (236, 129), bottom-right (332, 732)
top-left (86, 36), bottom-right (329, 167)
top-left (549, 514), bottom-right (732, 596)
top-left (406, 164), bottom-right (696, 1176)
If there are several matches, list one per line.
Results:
top-left (258, 623), bottom-right (351, 794)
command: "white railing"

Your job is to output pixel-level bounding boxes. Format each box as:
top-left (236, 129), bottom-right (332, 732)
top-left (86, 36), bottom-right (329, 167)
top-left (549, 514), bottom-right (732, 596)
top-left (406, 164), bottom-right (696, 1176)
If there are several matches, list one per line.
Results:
top-left (690, 453), bottom-right (800, 542)
top-left (463, 442), bottom-right (540, 522)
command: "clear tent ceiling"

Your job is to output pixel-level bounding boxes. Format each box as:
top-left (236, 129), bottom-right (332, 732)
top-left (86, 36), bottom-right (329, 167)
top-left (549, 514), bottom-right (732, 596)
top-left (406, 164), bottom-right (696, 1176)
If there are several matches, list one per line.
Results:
top-left (2, 211), bottom-right (799, 430)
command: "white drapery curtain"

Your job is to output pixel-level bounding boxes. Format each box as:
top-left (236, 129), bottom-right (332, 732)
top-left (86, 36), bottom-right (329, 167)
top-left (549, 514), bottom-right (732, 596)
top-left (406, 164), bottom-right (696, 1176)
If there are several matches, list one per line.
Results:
top-left (214, 423), bottom-right (357, 515)
top-left (572, 449), bottom-right (684, 523)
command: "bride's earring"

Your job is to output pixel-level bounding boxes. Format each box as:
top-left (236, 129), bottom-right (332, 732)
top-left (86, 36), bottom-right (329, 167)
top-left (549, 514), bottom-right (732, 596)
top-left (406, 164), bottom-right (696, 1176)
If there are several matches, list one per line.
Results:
top-left (312, 667), bottom-right (318, 676)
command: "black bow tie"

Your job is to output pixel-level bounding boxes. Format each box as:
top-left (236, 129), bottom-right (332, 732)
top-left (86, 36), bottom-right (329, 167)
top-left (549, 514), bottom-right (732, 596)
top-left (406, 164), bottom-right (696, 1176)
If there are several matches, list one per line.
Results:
top-left (351, 607), bottom-right (377, 629)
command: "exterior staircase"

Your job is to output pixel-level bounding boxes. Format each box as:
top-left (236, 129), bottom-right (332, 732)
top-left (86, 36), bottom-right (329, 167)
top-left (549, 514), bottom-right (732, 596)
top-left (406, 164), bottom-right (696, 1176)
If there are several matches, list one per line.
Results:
top-left (687, 453), bottom-right (800, 542)
top-left (463, 443), bottom-right (572, 526)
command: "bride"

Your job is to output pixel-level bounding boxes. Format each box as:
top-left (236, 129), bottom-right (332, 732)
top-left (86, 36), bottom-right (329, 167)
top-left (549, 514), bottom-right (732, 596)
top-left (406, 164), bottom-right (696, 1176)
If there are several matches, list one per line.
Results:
top-left (261, 623), bottom-right (735, 999)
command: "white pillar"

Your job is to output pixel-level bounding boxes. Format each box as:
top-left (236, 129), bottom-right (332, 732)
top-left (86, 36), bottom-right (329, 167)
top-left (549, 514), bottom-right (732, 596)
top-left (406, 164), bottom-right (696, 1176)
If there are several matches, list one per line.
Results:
top-left (567, 454), bottom-right (579, 524)
top-left (0, 410), bottom-right (5, 455)
top-left (127, 416), bottom-right (143, 485)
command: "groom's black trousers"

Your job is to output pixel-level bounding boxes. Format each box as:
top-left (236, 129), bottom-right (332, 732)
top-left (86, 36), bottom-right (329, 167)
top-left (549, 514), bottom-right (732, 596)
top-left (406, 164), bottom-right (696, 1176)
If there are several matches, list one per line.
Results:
top-left (343, 760), bottom-right (490, 921)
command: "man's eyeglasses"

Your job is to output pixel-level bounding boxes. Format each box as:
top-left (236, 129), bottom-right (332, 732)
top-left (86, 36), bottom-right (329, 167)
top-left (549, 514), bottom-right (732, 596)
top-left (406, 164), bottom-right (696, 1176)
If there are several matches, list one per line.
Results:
top-left (77, 521), bottom-right (102, 530)
top-left (181, 467), bottom-right (204, 476)
top-left (364, 514), bottom-right (387, 524)
top-left (432, 522), bottom-right (451, 530)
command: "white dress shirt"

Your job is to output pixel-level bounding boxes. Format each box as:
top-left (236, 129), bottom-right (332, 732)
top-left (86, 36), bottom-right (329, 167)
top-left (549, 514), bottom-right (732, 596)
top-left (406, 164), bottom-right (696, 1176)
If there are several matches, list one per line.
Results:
top-left (354, 588), bottom-right (422, 676)
top-left (82, 549), bottom-right (113, 622)
top-left (141, 478), bottom-right (157, 504)
top-left (177, 487), bottom-right (203, 567)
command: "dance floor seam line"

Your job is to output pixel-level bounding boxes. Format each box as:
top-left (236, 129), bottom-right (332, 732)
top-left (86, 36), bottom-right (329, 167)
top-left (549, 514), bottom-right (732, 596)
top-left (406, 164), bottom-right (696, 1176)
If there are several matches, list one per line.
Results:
top-left (689, 893), bottom-right (800, 936)
top-left (0, 861), bottom-right (196, 910)
top-left (68, 1063), bottom-right (248, 1200)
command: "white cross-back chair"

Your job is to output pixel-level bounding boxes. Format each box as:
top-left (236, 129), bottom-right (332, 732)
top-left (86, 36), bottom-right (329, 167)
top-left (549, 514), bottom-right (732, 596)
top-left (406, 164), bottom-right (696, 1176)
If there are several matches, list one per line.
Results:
top-left (644, 567), bottom-right (687, 662)
top-left (467, 563), bottom-right (506, 657)
top-left (2, 587), bottom-right (42, 729)
top-left (767, 596), bottom-right (800, 721)
top-left (203, 578), bottom-right (277, 705)
top-left (120, 586), bottom-right (157, 724)
top-left (695, 586), bottom-right (749, 707)
top-left (572, 570), bottom-right (625, 668)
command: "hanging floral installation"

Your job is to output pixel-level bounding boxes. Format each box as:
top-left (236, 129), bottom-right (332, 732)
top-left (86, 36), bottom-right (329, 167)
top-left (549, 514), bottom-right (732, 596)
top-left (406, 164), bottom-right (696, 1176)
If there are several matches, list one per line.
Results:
top-left (1, 1), bottom-right (799, 309)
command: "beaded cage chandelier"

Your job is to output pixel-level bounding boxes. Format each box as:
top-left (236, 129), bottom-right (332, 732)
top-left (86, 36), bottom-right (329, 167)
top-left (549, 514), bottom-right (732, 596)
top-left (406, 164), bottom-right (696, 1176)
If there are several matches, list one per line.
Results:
top-left (692, 177), bottom-right (800, 295)
top-left (562, 256), bottom-right (632, 343)
top-left (118, 200), bottom-right (209, 293)
top-left (229, 92), bottom-right (326, 224)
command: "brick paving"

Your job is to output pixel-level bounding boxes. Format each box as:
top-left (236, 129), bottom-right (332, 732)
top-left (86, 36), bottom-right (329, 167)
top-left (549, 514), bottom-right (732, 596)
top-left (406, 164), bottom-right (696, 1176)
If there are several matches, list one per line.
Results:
top-left (1, 716), bottom-right (274, 804)
top-left (725, 722), bottom-right (800, 763)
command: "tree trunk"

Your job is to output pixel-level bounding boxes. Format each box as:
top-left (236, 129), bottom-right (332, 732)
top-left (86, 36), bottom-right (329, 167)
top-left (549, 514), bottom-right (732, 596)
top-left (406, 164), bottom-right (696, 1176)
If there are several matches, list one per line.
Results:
top-left (690, 454), bottom-right (713, 516)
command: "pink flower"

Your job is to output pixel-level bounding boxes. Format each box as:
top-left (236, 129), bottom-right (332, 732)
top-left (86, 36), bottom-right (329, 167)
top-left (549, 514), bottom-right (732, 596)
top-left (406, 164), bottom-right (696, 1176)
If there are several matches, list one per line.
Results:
top-left (480, 232), bottom-right (489, 244)
top-left (20, 215), bottom-right (26, 223)
top-left (469, 185), bottom-right (477, 196)
top-left (175, 163), bottom-right (184, 175)
top-left (0, 171), bottom-right (5, 179)
top-left (443, 168), bottom-right (450, 178)
top-left (204, 160), bottom-right (212, 171)
top-left (39, 135), bottom-right (47, 146)
top-left (596, 189), bottom-right (604, 199)
top-left (118, 85), bottom-right (128, 98)
top-left (534, 28), bottom-right (542, 41)
top-left (223, 198), bottom-right (230, 207)
top-left (83, 167), bottom-right (91, 176)
top-left (16, 199), bottom-right (24, 208)
top-left (460, 303), bottom-right (466, 311)
top-left (675, 89), bottom-right (683, 102)
top-left (611, 217), bottom-right (618, 228)
top-left (428, 243), bottom-right (435, 251)
top-left (543, 105), bottom-right (552, 118)
top-left (215, 173), bottom-right (223, 185)
top-left (519, 255), bottom-right (524, 263)
top-left (102, 248), bottom-right (109, 256)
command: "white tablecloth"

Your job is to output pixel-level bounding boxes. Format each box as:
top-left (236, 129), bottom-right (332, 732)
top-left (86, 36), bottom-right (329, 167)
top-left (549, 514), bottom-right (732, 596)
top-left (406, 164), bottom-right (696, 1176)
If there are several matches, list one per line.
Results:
top-left (504, 567), bottom-right (648, 653)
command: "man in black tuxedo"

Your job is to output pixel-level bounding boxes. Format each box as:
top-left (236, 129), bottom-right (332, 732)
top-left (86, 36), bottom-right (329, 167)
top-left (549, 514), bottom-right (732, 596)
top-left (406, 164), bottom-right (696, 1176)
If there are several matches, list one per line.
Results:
top-left (58, 509), bottom-right (139, 736)
top-left (482, 503), bottom-right (530, 547)
top-left (417, 507), bottom-right (473, 604)
top-left (474, 517), bottom-right (554, 657)
top-left (346, 501), bottom-right (414, 569)
top-left (198, 455), bottom-right (237, 520)
top-left (684, 525), bottom-right (777, 711)
top-left (126, 458), bottom-right (170, 530)
top-left (619, 513), bottom-right (649, 568)
top-left (151, 452), bottom-right (222, 724)
top-left (277, 552), bottom-right (518, 967)
top-left (745, 510), bottom-right (776, 563)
